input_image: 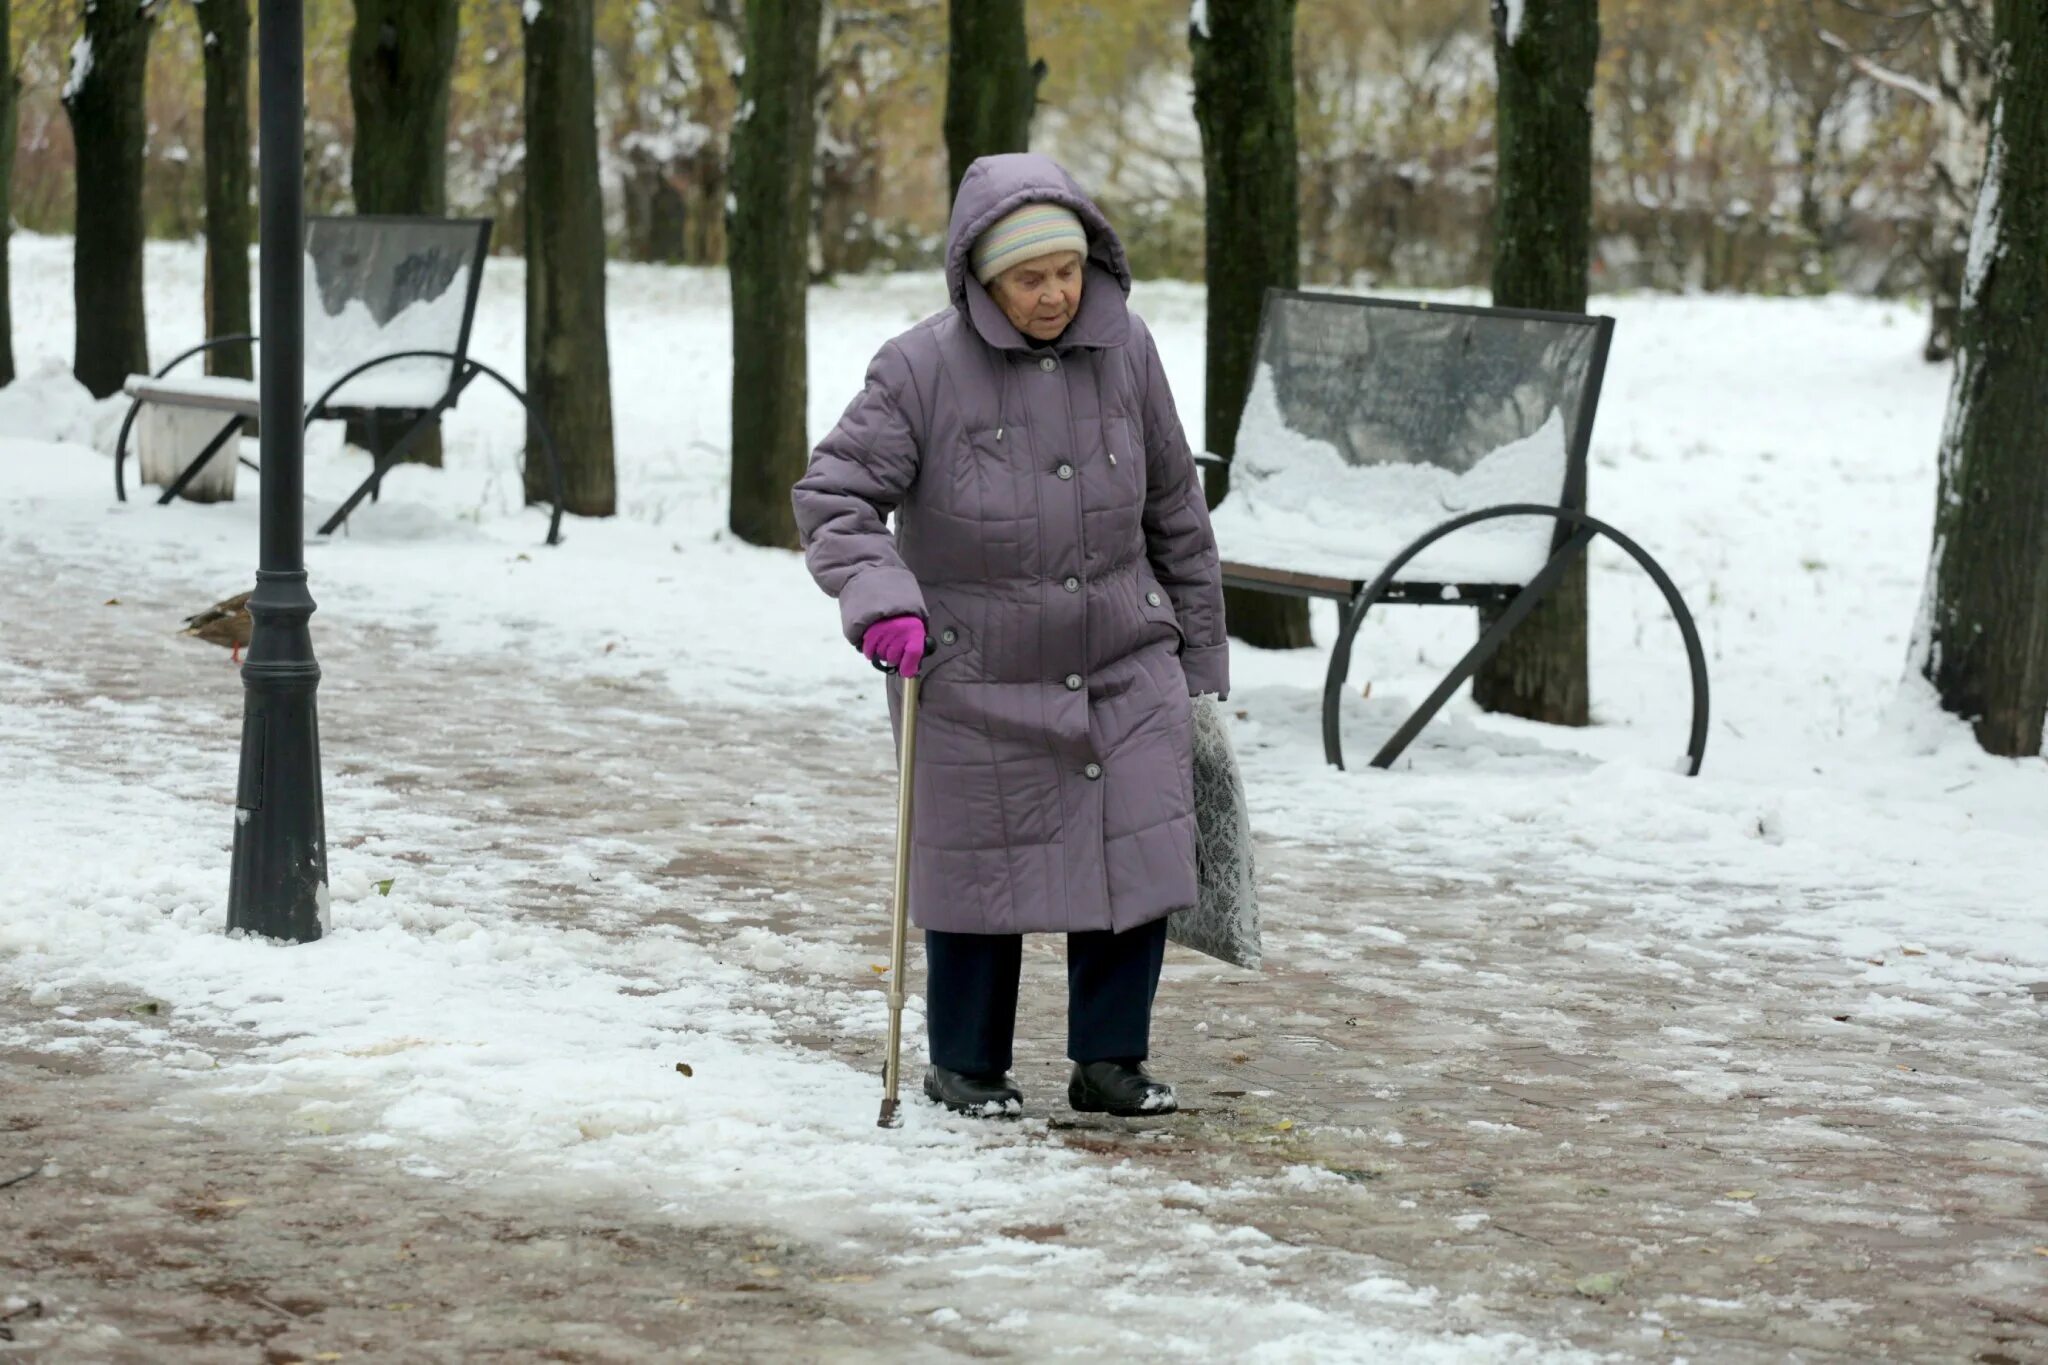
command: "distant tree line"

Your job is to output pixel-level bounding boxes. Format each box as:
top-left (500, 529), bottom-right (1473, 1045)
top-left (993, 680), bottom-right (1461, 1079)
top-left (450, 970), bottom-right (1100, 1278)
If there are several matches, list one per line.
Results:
top-left (0, 0), bottom-right (1980, 306)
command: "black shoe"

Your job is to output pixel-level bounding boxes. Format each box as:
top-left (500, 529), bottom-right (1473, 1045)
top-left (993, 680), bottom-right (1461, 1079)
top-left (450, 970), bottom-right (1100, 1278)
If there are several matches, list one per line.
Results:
top-left (1068, 1060), bottom-right (1177, 1117)
top-left (923, 1065), bottom-right (1023, 1118)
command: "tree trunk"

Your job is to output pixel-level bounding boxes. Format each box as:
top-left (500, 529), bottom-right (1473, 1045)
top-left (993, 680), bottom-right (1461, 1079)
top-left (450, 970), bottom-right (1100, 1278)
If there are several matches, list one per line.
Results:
top-left (1474, 0), bottom-right (1597, 728)
top-left (1922, 0), bottom-right (1995, 364)
top-left (622, 155), bottom-right (688, 264)
top-left (1916, 0), bottom-right (2048, 758)
top-left (63, 0), bottom-right (160, 399)
top-left (0, 0), bottom-right (16, 388)
top-left (944, 0), bottom-right (1035, 205)
top-left (200, 0), bottom-right (253, 380)
top-left (523, 0), bottom-right (616, 518)
top-left (1190, 0), bottom-right (1311, 651)
top-left (348, 0), bottom-right (458, 465)
top-left (727, 0), bottom-right (821, 549)
top-left (348, 0), bottom-right (457, 215)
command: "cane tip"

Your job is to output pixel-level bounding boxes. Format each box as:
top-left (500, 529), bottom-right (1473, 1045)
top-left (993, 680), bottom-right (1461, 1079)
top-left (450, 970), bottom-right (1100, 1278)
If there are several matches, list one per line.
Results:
top-left (877, 1098), bottom-right (900, 1128)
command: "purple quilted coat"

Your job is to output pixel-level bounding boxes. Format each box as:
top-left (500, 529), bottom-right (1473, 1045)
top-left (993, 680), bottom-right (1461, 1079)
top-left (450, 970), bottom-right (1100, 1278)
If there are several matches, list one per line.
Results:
top-left (793, 154), bottom-right (1228, 937)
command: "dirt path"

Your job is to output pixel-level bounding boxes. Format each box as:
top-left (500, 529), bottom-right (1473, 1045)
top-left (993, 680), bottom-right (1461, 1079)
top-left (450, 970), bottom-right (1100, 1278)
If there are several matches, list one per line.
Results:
top-left (5, 561), bottom-right (2046, 1363)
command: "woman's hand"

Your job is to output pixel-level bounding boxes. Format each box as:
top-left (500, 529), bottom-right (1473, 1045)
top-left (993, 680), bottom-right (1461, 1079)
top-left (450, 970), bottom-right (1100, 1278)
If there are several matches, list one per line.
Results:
top-left (862, 615), bottom-right (929, 676)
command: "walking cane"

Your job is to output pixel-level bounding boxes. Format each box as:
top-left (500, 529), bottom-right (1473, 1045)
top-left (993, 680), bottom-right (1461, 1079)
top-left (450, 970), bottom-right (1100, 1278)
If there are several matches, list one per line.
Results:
top-left (876, 646), bottom-right (926, 1129)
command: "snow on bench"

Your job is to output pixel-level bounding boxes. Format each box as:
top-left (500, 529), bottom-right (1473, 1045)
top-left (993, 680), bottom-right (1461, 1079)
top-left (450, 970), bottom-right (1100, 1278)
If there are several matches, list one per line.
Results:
top-left (1210, 362), bottom-right (1569, 588)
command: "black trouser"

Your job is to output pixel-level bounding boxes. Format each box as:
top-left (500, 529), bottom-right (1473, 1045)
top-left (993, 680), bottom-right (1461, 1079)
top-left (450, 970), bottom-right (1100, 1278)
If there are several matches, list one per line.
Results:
top-left (924, 918), bottom-right (1168, 1075)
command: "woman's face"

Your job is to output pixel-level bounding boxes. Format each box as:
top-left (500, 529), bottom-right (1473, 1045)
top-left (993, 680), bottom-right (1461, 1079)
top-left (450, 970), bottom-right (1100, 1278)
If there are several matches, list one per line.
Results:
top-left (988, 251), bottom-right (1085, 341)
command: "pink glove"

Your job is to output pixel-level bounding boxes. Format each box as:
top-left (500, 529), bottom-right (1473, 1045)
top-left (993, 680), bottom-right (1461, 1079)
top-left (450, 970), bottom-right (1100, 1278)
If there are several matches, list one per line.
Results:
top-left (861, 616), bottom-right (928, 677)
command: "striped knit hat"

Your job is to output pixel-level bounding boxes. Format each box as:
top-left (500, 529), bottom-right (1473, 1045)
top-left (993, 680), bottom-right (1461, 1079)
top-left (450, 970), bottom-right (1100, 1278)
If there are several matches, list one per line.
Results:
top-left (970, 202), bottom-right (1090, 285)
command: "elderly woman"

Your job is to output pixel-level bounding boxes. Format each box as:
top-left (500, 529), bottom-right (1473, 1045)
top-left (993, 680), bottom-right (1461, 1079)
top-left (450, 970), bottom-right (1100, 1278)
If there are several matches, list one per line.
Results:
top-left (793, 154), bottom-right (1228, 1119)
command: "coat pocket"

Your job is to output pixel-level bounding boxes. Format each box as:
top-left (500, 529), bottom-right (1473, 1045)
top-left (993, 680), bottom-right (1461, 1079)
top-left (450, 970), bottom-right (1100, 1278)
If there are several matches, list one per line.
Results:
top-left (1136, 581), bottom-right (1186, 656)
top-left (918, 620), bottom-right (975, 678)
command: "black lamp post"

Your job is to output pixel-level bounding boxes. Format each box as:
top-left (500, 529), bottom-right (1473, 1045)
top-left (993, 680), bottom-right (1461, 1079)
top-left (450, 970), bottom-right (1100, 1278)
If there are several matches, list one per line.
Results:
top-left (227, 0), bottom-right (326, 941)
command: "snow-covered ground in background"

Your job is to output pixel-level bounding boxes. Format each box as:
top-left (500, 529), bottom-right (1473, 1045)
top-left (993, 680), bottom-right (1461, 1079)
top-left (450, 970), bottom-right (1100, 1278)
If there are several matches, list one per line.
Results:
top-left (3, 233), bottom-right (2044, 1359)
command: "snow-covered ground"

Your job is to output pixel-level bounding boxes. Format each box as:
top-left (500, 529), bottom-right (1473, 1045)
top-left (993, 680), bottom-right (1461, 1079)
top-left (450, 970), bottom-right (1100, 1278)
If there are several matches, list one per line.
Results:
top-left (3, 233), bottom-right (2044, 1360)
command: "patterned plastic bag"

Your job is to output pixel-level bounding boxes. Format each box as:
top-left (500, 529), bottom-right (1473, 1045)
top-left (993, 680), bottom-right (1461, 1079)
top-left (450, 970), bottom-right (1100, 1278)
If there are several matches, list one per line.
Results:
top-left (1169, 696), bottom-right (1262, 969)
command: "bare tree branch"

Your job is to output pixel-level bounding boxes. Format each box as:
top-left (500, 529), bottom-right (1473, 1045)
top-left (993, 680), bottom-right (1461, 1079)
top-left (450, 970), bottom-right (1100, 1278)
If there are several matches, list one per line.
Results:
top-left (1819, 28), bottom-right (1942, 102)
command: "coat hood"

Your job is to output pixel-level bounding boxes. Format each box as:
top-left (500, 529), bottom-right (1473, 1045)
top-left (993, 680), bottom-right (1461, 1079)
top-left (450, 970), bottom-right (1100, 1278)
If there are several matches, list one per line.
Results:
top-left (945, 154), bottom-right (1133, 352)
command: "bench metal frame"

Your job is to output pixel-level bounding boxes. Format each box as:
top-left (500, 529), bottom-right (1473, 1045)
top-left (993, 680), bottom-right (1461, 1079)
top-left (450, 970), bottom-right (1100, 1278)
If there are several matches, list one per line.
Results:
top-left (113, 215), bottom-right (565, 546)
top-left (1212, 292), bottom-right (1709, 775)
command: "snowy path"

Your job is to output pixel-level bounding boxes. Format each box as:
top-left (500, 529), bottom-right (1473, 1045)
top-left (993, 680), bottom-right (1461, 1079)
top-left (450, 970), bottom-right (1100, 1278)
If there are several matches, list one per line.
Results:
top-left (6, 540), bottom-right (2043, 1362)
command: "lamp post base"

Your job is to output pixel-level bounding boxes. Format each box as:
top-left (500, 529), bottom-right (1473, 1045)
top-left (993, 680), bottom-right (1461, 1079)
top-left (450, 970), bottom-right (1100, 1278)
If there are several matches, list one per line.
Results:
top-left (226, 568), bottom-right (326, 942)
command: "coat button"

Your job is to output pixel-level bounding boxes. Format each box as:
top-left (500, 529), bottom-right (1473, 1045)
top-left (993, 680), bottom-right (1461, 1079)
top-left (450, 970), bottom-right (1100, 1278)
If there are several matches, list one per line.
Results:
top-left (1040, 356), bottom-right (1058, 372)
top-left (1084, 762), bottom-right (1103, 780)
top-left (1146, 591), bottom-right (1161, 606)
top-left (1065, 673), bottom-right (1083, 691)
top-left (1063, 576), bottom-right (1080, 593)
top-left (940, 627), bottom-right (957, 645)
top-left (1108, 452), bottom-right (1119, 467)
top-left (1056, 463), bottom-right (1074, 481)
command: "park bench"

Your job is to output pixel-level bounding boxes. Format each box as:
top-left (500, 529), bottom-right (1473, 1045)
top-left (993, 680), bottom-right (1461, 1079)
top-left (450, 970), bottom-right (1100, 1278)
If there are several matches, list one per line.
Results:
top-left (1204, 289), bottom-right (1709, 773)
top-left (114, 214), bottom-right (565, 545)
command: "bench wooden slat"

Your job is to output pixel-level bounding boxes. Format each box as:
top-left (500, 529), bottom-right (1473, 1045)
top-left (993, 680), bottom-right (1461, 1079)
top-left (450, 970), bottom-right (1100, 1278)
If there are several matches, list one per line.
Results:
top-left (1220, 561), bottom-right (1360, 600)
top-left (1222, 560), bottom-right (1527, 605)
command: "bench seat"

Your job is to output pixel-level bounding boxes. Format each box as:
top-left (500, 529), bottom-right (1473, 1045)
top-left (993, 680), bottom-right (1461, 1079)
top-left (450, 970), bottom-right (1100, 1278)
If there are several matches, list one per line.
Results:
top-left (123, 374), bottom-right (262, 418)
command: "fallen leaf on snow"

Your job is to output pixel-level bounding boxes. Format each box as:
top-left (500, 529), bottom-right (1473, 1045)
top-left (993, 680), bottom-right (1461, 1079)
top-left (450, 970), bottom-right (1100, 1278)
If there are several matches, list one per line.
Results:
top-left (1000, 1223), bottom-right (1067, 1242)
top-left (1574, 1271), bottom-right (1624, 1299)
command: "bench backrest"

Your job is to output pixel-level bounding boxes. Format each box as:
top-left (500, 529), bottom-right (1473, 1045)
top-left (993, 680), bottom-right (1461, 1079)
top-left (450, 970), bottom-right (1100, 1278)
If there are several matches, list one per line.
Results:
top-left (1217, 290), bottom-right (1613, 587)
top-left (303, 216), bottom-right (493, 412)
